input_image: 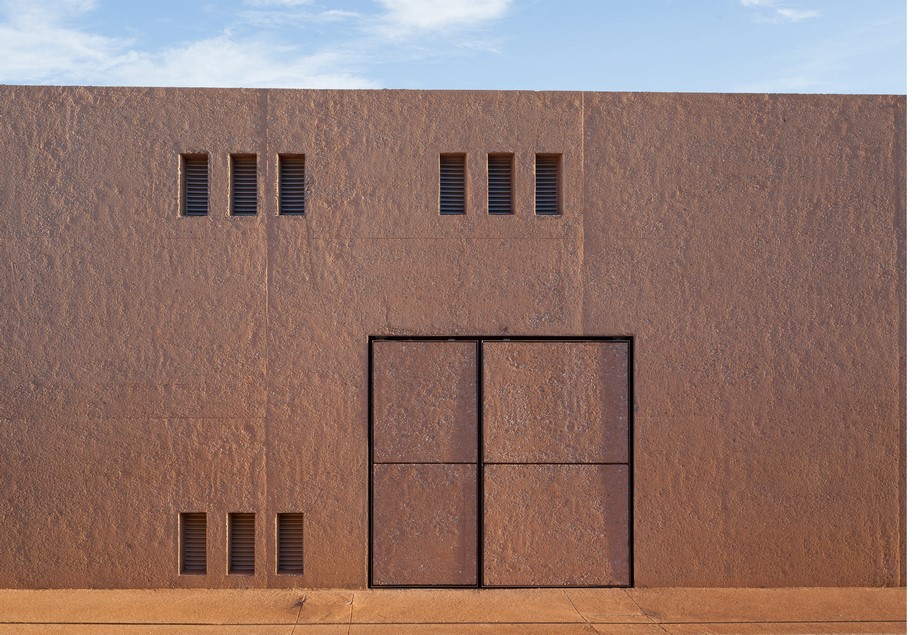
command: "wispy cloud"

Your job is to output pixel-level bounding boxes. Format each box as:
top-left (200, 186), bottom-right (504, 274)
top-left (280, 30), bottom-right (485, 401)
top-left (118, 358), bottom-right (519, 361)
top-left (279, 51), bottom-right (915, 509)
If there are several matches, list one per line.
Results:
top-left (774, 8), bottom-right (819, 22)
top-left (0, 0), bottom-right (513, 87)
top-left (734, 18), bottom-right (902, 92)
top-left (108, 36), bottom-right (373, 88)
top-left (373, 0), bottom-right (511, 38)
top-left (0, 0), bottom-right (135, 83)
top-left (740, 0), bottom-right (820, 23)
top-left (243, 0), bottom-right (314, 5)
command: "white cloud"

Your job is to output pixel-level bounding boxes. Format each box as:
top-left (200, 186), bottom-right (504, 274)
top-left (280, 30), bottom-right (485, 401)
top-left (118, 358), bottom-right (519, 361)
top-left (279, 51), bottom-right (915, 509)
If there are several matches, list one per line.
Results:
top-left (0, 0), bottom-right (134, 83)
top-left (237, 6), bottom-right (362, 29)
top-left (243, 0), bottom-right (313, 6)
top-left (106, 36), bottom-right (375, 88)
top-left (775, 8), bottom-right (820, 22)
top-left (0, 0), bottom-right (512, 87)
top-left (374, 0), bottom-right (510, 38)
top-left (740, 0), bottom-right (820, 23)
top-left (0, 0), bottom-right (373, 87)
top-left (322, 10), bottom-right (361, 21)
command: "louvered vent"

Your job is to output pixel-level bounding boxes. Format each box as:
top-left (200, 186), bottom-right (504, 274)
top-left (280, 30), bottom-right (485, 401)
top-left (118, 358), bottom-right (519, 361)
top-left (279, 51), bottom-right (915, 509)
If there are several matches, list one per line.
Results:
top-left (231, 155), bottom-right (257, 216)
top-left (488, 154), bottom-right (513, 215)
top-left (279, 155), bottom-right (306, 215)
top-left (180, 513), bottom-right (207, 574)
top-left (439, 154), bottom-right (465, 215)
top-left (535, 154), bottom-right (561, 215)
top-left (228, 513), bottom-right (255, 574)
top-left (182, 155), bottom-right (208, 216)
top-left (276, 513), bottom-right (304, 574)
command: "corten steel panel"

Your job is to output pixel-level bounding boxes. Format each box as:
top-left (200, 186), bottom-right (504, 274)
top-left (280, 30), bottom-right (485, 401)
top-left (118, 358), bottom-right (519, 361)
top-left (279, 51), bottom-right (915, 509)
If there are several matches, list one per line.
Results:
top-left (372, 340), bottom-right (478, 464)
top-left (372, 464), bottom-right (478, 587)
top-left (482, 341), bottom-right (629, 463)
top-left (483, 464), bottom-right (630, 587)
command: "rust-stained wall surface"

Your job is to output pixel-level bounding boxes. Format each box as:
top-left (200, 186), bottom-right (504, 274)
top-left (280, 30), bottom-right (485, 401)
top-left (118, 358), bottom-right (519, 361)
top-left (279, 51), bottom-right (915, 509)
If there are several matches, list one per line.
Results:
top-left (0, 87), bottom-right (905, 588)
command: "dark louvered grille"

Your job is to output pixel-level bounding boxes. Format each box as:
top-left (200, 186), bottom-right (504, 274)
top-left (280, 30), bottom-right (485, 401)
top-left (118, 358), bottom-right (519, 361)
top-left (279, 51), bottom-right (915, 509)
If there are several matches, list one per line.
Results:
top-left (276, 513), bottom-right (304, 574)
top-left (228, 513), bottom-right (255, 575)
top-left (231, 155), bottom-right (257, 216)
top-left (439, 154), bottom-right (465, 215)
top-left (180, 513), bottom-right (207, 574)
top-left (535, 154), bottom-right (560, 215)
top-left (488, 154), bottom-right (513, 215)
top-left (183, 156), bottom-right (208, 216)
top-left (279, 155), bottom-right (306, 215)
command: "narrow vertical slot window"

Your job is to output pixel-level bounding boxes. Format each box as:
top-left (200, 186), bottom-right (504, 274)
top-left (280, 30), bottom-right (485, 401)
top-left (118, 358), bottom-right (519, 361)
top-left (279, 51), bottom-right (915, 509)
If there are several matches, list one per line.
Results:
top-left (182, 154), bottom-right (209, 216)
top-left (231, 154), bottom-right (257, 216)
top-left (228, 513), bottom-right (255, 575)
top-left (279, 154), bottom-right (306, 215)
top-left (488, 154), bottom-right (513, 215)
top-left (535, 154), bottom-right (561, 215)
top-left (276, 513), bottom-right (304, 574)
top-left (180, 513), bottom-right (207, 574)
top-left (440, 154), bottom-right (465, 215)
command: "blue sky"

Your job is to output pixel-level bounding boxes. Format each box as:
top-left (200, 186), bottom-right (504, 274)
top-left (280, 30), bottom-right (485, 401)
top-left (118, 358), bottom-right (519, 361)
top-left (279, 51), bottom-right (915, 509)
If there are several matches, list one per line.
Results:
top-left (0, 0), bottom-right (905, 93)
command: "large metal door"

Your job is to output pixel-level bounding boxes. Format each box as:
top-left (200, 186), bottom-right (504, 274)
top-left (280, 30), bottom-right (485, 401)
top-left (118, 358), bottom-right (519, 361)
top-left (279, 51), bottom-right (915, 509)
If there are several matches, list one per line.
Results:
top-left (369, 337), bottom-right (631, 588)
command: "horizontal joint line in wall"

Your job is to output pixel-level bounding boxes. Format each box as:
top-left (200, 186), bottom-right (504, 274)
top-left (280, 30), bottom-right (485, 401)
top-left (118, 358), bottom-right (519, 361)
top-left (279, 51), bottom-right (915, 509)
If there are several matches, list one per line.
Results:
top-left (372, 461), bottom-right (478, 465)
top-left (481, 462), bottom-right (630, 466)
top-left (370, 336), bottom-right (631, 341)
top-left (337, 237), bottom-right (570, 241)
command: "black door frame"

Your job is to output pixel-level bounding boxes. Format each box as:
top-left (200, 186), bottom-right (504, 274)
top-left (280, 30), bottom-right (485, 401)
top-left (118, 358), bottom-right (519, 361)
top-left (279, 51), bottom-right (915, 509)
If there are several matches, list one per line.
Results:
top-left (367, 335), bottom-right (634, 589)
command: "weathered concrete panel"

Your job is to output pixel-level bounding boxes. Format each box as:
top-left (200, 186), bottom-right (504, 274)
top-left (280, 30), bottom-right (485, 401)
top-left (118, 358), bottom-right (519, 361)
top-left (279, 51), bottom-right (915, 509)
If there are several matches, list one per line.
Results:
top-left (583, 93), bottom-right (904, 586)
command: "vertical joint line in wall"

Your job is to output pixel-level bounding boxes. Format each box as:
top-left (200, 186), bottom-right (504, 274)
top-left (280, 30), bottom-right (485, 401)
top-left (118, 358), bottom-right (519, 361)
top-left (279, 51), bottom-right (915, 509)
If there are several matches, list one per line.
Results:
top-left (893, 100), bottom-right (906, 586)
top-left (367, 338), bottom-right (375, 587)
top-left (628, 336), bottom-right (635, 587)
top-left (477, 339), bottom-right (484, 588)
top-left (579, 90), bottom-right (586, 334)
top-left (258, 89), bottom-right (270, 572)
top-left (580, 90), bottom-right (585, 175)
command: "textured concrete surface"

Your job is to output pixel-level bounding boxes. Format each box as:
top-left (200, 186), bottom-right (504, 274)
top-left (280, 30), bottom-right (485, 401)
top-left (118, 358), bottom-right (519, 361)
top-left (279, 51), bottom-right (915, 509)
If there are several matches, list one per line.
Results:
top-left (372, 464), bottom-right (477, 586)
top-left (583, 93), bottom-right (906, 588)
top-left (0, 588), bottom-right (903, 634)
top-left (373, 340), bottom-right (477, 463)
top-left (482, 341), bottom-right (629, 463)
top-left (0, 87), bottom-right (904, 588)
top-left (483, 464), bottom-right (630, 586)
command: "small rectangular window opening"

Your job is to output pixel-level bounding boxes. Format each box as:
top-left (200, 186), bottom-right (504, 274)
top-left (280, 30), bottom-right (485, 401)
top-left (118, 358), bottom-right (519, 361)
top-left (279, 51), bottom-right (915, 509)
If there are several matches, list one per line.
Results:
top-left (440, 154), bottom-right (466, 215)
top-left (231, 154), bottom-right (258, 216)
top-left (488, 154), bottom-right (513, 215)
top-left (279, 155), bottom-right (306, 215)
top-left (535, 154), bottom-right (561, 216)
top-left (180, 512), bottom-right (207, 575)
top-left (182, 154), bottom-right (209, 216)
top-left (228, 513), bottom-right (255, 575)
top-left (276, 513), bottom-right (304, 574)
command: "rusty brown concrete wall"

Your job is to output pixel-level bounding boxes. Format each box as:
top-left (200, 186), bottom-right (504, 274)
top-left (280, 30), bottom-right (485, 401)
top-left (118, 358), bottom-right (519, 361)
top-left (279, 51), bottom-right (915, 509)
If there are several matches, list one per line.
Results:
top-left (0, 87), bottom-right (904, 588)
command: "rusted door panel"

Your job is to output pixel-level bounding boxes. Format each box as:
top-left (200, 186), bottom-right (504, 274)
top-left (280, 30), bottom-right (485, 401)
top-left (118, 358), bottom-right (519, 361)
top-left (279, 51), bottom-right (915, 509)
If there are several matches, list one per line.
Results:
top-left (372, 464), bottom-right (478, 586)
top-left (482, 341), bottom-right (629, 464)
top-left (483, 464), bottom-right (630, 587)
top-left (373, 340), bottom-right (478, 464)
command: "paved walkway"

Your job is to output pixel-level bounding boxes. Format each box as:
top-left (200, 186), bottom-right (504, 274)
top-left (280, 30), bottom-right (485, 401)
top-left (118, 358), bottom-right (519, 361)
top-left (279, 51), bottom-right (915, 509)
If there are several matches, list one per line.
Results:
top-left (0, 587), bottom-right (905, 633)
